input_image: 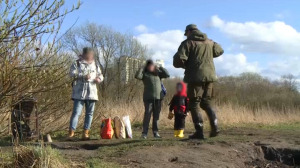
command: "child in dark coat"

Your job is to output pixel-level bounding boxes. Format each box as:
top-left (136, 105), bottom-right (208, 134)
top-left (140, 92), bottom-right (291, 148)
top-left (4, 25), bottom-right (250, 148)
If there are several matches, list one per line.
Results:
top-left (168, 82), bottom-right (189, 138)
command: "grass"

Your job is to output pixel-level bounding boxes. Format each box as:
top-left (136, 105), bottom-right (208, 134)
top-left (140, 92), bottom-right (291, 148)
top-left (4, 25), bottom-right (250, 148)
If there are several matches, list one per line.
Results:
top-left (38, 101), bottom-right (300, 143)
top-left (257, 122), bottom-right (300, 131)
top-left (1, 111), bottom-right (300, 168)
top-left (220, 121), bottom-right (300, 131)
top-left (97, 138), bottom-right (185, 158)
top-left (94, 131), bottom-right (251, 161)
top-left (0, 137), bottom-right (12, 146)
top-left (1, 122), bottom-right (300, 167)
top-left (0, 145), bottom-right (69, 168)
top-left (86, 158), bottom-right (119, 168)
top-left (87, 123), bottom-right (300, 167)
top-left (3, 98), bottom-right (300, 137)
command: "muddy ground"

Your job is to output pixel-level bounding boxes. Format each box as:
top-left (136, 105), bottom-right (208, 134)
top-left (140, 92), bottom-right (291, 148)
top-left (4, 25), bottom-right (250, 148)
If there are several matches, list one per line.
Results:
top-left (47, 125), bottom-right (300, 168)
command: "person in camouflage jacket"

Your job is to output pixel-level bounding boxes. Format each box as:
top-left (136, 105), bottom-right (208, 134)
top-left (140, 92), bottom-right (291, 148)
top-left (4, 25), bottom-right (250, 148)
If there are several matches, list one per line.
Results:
top-left (173, 24), bottom-right (224, 139)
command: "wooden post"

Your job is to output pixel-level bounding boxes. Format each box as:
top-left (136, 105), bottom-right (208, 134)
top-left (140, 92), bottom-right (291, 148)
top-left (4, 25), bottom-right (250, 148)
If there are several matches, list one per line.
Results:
top-left (46, 134), bottom-right (52, 143)
top-left (35, 104), bottom-right (39, 139)
top-left (8, 109), bottom-right (11, 135)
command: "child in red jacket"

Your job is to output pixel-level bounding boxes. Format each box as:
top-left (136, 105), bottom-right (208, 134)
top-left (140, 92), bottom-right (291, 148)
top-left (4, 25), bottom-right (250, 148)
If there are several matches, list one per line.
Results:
top-left (168, 82), bottom-right (189, 138)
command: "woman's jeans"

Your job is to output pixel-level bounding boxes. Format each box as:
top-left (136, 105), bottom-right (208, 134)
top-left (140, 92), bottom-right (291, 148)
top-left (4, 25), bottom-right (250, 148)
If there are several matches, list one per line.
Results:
top-left (69, 99), bottom-right (96, 130)
top-left (142, 99), bottom-right (161, 135)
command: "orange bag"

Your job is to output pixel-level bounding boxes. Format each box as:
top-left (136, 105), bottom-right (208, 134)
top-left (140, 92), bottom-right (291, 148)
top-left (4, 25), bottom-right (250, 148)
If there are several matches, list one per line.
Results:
top-left (100, 118), bottom-right (114, 139)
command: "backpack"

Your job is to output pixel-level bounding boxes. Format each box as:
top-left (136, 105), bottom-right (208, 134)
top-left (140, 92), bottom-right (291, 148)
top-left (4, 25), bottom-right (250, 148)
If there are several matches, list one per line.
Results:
top-left (161, 82), bottom-right (167, 99)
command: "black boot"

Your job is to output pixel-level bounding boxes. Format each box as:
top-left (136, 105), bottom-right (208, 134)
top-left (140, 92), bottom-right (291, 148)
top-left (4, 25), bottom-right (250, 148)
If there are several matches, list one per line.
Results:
top-left (205, 107), bottom-right (219, 138)
top-left (189, 123), bottom-right (204, 139)
top-left (209, 124), bottom-right (219, 137)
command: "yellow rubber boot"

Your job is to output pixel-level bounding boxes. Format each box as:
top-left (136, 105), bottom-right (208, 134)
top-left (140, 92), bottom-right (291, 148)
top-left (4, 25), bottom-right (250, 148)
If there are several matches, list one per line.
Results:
top-left (178, 130), bottom-right (184, 138)
top-left (174, 130), bottom-right (179, 137)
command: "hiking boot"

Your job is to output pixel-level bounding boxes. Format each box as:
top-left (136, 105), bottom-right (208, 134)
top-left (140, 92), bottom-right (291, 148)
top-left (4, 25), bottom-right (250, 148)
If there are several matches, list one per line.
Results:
top-left (189, 123), bottom-right (204, 140)
top-left (153, 132), bottom-right (162, 139)
top-left (209, 125), bottom-right (220, 137)
top-left (141, 134), bottom-right (147, 139)
top-left (66, 129), bottom-right (75, 141)
top-left (82, 129), bottom-right (90, 141)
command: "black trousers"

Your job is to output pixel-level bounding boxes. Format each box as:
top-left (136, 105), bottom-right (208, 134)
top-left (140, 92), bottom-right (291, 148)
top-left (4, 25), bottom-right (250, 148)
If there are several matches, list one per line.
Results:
top-left (142, 99), bottom-right (161, 135)
top-left (174, 112), bottom-right (186, 130)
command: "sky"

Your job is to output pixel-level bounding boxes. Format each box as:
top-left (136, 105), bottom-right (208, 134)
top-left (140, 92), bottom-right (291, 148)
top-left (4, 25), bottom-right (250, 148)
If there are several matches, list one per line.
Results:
top-left (61, 0), bottom-right (300, 79)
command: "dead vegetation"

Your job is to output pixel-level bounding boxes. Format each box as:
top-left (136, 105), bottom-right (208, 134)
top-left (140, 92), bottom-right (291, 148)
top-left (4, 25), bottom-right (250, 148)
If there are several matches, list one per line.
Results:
top-left (13, 145), bottom-right (68, 168)
top-left (0, 0), bottom-right (299, 136)
top-left (0, 144), bottom-right (68, 168)
top-left (47, 126), bottom-right (300, 168)
top-left (0, 0), bottom-right (300, 168)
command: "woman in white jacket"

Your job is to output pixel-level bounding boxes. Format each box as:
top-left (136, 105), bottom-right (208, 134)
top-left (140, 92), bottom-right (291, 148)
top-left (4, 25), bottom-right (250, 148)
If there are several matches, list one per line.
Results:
top-left (68, 47), bottom-right (104, 140)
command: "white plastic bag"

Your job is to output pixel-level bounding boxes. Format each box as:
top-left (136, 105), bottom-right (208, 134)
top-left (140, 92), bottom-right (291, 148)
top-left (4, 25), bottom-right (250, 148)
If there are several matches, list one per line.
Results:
top-left (122, 115), bottom-right (133, 138)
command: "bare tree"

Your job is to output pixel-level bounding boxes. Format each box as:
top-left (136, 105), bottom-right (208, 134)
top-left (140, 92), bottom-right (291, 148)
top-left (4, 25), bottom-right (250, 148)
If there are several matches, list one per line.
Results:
top-left (62, 22), bottom-right (152, 101)
top-left (0, 0), bottom-right (81, 134)
top-left (281, 74), bottom-right (298, 92)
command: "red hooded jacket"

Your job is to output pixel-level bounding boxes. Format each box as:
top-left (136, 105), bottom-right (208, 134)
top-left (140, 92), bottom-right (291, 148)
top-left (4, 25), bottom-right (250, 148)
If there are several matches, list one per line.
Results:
top-left (169, 82), bottom-right (189, 113)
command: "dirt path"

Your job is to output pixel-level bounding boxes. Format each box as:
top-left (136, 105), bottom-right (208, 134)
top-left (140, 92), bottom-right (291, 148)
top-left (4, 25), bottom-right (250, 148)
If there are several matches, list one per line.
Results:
top-left (49, 126), bottom-right (300, 168)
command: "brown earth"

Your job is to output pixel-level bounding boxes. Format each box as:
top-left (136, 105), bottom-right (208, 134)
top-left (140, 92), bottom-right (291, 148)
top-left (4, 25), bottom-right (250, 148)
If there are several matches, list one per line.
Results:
top-left (48, 127), bottom-right (300, 168)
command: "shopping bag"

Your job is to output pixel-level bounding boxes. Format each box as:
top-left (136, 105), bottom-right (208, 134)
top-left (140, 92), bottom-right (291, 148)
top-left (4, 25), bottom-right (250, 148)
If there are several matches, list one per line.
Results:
top-left (113, 116), bottom-right (126, 139)
top-left (100, 118), bottom-right (114, 139)
top-left (122, 115), bottom-right (133, 138)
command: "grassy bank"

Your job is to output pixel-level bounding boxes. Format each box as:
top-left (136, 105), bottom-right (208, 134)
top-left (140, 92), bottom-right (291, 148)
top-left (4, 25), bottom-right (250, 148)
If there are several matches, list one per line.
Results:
top-left (1, 122), bottom-right (300, 168)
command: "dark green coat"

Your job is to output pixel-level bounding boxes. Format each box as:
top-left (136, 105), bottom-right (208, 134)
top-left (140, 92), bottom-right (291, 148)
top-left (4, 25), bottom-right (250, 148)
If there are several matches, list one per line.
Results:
top-left (135, 67), bottom-right (170, 100)
top-left (173, 30), bottom-right (224, 83)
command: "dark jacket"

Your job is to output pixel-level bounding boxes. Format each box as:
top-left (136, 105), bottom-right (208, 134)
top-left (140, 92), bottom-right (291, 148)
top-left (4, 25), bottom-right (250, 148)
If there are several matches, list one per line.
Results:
top-left (135, 67), bottom-right (170, 100)
top-left (173, 30), bottom-right (224, 83)
top-left (169, 82), bottom-right (188, 113)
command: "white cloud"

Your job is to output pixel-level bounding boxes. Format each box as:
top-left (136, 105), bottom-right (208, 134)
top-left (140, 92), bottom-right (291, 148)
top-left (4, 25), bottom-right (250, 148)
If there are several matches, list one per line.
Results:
top-left (135, 17), bottom-right (300, 79)
top-left (214, 53), bottom-right (260, 76)
top-left (134, 24), bottom-right (148, 33)
top-left (262, 56), bottom-right (300, 79)
top-left (209, 15), bottom-right (300, 56)
top-left (153, 11), bottom-right (165, 17)
top-left (136, 29), bottom-right (185, 60)
top-left (164, 63), bottom-right (184, 77)
top-left (136, 29), bottom-right (185, 77)
top-left (136, 29), bottom-right (259, 77)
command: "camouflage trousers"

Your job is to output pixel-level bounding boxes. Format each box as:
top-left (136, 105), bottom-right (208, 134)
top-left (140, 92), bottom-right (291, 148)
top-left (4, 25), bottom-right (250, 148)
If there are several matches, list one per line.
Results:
top-left (187, 82), bottom-right (217, 127)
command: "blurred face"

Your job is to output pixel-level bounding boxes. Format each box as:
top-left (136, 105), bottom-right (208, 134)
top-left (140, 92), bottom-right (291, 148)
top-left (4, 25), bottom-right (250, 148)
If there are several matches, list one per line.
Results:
top-left (83, 51), bottom-right (94, 61)
top-left (147, 64), bottom-right (155, 72)
top-left (177, 84), bottom-right (183, 92)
